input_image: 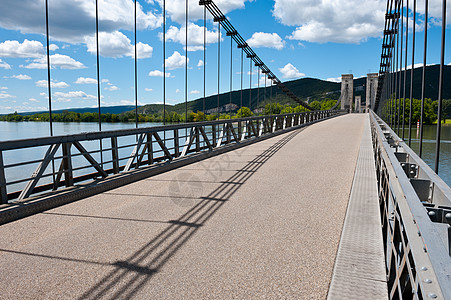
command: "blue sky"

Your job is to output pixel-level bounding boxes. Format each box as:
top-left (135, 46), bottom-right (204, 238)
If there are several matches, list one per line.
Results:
top-left (0, 0), bottom-right (449, 114)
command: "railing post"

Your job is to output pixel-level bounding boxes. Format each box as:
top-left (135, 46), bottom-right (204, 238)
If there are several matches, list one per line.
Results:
top-left (146, 133), bottom-right (153, 164)
top-left (173, 129), bottom-right (179, 158)
top-left (212, 124), bottom-right (216, 147)
top-left (111, 137), bottom-right (119, 174)
top-left (62, 142), bottom-right (74, 187)
top-left (195, 127), bottom-right (201, 151)
top-left (0, 150), bottom-right (7, 204)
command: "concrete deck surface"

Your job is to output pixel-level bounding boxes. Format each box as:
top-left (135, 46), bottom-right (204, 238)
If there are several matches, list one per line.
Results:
top-left (0, 114), bottom-right (365, 299)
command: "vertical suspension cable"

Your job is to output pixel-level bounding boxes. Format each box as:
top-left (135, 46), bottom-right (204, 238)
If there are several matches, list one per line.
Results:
top-left (163, 0), bottom-right (166, 125)
top-left (264, 73), bottom-right (266, 102)
top-left (402, 0), bottom-right (409, 139)
top-left (203, 5), bottom-right (206, 121)
top-left (395, 0), bottom-right (400, 133)
top-left (45, 0), bottom-right (56, 188)
top-left (229, 36), bottom-right (232, 113)
top-left (217, 22), bottom-right (220, 119)
top-left (257, 67), bottom-right (260, 112)
top-left (45, 0), bottom-right (53, 137)
top-left (249, 58), bottom-right (252, 108)
top-left (398, 0), bottom-right (404, 132)
top-left (408, 0), bottom-right (416, 146)
top-left (434, 0), bottom-right (446, 174)
top-left (240, 48), bottom-right (243, 109)
top-left (134, 0), bottom-right (138, 128)
top-left (185, 0), bottom-right (188, 123)
top-left (95, 0), bottom-right (103, 166)
top-left (419, 0), bottom-right (428, 157)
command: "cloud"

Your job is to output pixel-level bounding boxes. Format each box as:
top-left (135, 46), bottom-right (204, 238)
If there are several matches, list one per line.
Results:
top-left (273, 0), bottom-right (386, 44)
top-left (175, 89), bottom-right (181, 93)
top-left (101, 79), bottom-right (110, 83)
top-left (259, 75), bottom-right (274, 86)
top-left (0, 0), bottom-right (161, 44)
top-left (54, 91), bottom-right (97, 102)
top-left (0, 87), bottom-right (7, 90)
top-left (326, 77), bottom-right (341, 83)
top-left (36, 80), bottom-right (69, 88)
top-left (49, 44), bottom-right (59, 51)
top-left (0, 39), bottom-right (45, 58)
top-left (0, 91), bottom-right (15, 99)
top-left (190, 90), bottom-right (200, 94)
top-left (279, 63), bottom-right (305, 79)
top-left (28, 98), bottom-right (39, 102)
top-left (104, 85), bottom-right (119, 91)
top-left (197, 60), bottom-right (204, 67)
top-left (22, 53), bottom-right (85, 69)
top-left (247, 32), bottom-right (284, 50)
top-left (164, 23), bottom-right (219, 50)
top-left (11, 74), bottom-right (32, 80)
top-left (0, 59), bottom-right (11, 69)
top-left (165, 51), bottom-right (188, 70)
top-left (145, 88), bottom-right (153, 92)
top-left (161, 0), bottom-right (250, 24)
top-left (75, 77), bottom-right (97, 84)
top-left (85, 31), bottom-right (153, 58)
top-left (148, 70), bottom-right (171, 77)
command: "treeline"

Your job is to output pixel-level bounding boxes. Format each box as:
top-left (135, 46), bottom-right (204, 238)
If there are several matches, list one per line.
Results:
top-left (0, 102), bottom-right (320, 123)
top-left (384, 98), bottom-right (450, 124)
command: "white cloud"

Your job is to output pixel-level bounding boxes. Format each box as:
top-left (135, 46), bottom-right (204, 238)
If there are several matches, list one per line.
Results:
top-left (0, 39), bottom-right (44, 58)
top-left (0, 87), bottom-right (7, 90)
top-left (11, 74), bottom-right (31, 80)
top-left (197, 60), bottom-right (204, 67)
top-left (0, 91), bottom-right (15, 99)
top-left (259, 75), bottom-right (274, 86)
top-left (36, 80), bottom-right (70, 88)
top-left (54, 91), bottom-right (97, 102)
top-left (165, 51), bottom-right (188, 70)
top-left (49, 44), bottom-right (59, 51)
top-left (274, 0), bottom-right (386, 44)
top-left (175, 89), bottom-right (181, 93)
top-left (75, 77), bottom-right (97, 84)
top-left (247, 32), bottom-right (284, 50)
top-left (85, 31), bottom-right (153, 59)
top-left (0, 0), bottom-right (161, 44)
top-left (279, 63), bottom-right (305, 79)
top-left (101, 79), bottom-right (110, 83)
top-left (326, 77), bottom-right (341, 83)
top-left (0, 59), bottom-right (11, 69)
top-left (145, 88), bottom-right (153, 92)
top-left (22, 54), bottom-right (85, 69)
top-left (190, 90), bottom-right (200, 95)
top-left (165, 23), bottom-right (219, 50)
top-left (162, 0), bottom-right (250, 24)
top-left (104, 85), bottom-right (119, 91)
top-left (28, 98), bottom-right (39, 102)
top-left (149, 70), bottom-right (171, 77)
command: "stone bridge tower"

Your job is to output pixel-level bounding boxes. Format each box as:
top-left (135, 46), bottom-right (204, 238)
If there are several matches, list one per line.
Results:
top-left (366, 73), bottom-right (378, 111)
top-left (341, 74), bottom-right (354, 111)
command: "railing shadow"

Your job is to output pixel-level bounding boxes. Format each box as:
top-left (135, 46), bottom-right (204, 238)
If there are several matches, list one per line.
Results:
top-left (77, 129), bottom-right (303, 299)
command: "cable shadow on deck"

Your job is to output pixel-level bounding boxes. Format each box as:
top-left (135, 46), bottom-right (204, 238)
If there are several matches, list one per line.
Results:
top-left (77, 128), bottom-right (303, 300)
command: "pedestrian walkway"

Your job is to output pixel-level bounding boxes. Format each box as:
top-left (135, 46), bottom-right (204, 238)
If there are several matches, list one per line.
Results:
top-left (0, 114), bottom-right (367, 299)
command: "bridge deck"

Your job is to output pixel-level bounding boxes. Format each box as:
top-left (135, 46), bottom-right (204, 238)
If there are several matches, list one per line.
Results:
top-left (0, 114), bottom-right (370, 299)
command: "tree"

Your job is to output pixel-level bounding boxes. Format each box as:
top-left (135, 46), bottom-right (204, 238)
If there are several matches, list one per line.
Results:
top-left (236, 107), bottom-right (253, 118)
top-left (309, 100), bottom-right (321, 110)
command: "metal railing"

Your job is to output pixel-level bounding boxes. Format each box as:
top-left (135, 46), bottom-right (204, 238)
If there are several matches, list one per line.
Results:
top-left (370, 111), bottom-right (451, 299)
top-left (0, 111), bottom-right (344, 205)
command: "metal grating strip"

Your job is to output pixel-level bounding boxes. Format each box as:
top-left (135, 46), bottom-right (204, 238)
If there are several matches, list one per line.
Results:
top-left (327, 114), bottom-right (388, 299)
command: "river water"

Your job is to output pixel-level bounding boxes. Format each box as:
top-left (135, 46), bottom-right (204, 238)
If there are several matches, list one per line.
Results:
top-left (0, 120), bottom-right (450, 191)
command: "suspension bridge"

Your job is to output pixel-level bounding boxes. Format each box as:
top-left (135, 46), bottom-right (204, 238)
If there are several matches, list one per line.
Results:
top-left (0, 0), bottom-right (450, 299)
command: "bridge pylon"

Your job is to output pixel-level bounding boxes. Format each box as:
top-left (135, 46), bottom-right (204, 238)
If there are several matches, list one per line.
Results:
top-left (366, 73), bottom-right (378, 112)
top-left (341, 74), bottom-right (354, 112)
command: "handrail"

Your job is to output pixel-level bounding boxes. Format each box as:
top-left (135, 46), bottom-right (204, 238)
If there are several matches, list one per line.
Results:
top-left (369, 110), bottom-right (451, 299)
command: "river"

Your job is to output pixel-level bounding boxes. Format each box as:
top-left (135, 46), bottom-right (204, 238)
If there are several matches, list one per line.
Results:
top-left (0, 120), bottom-right (450, 191)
